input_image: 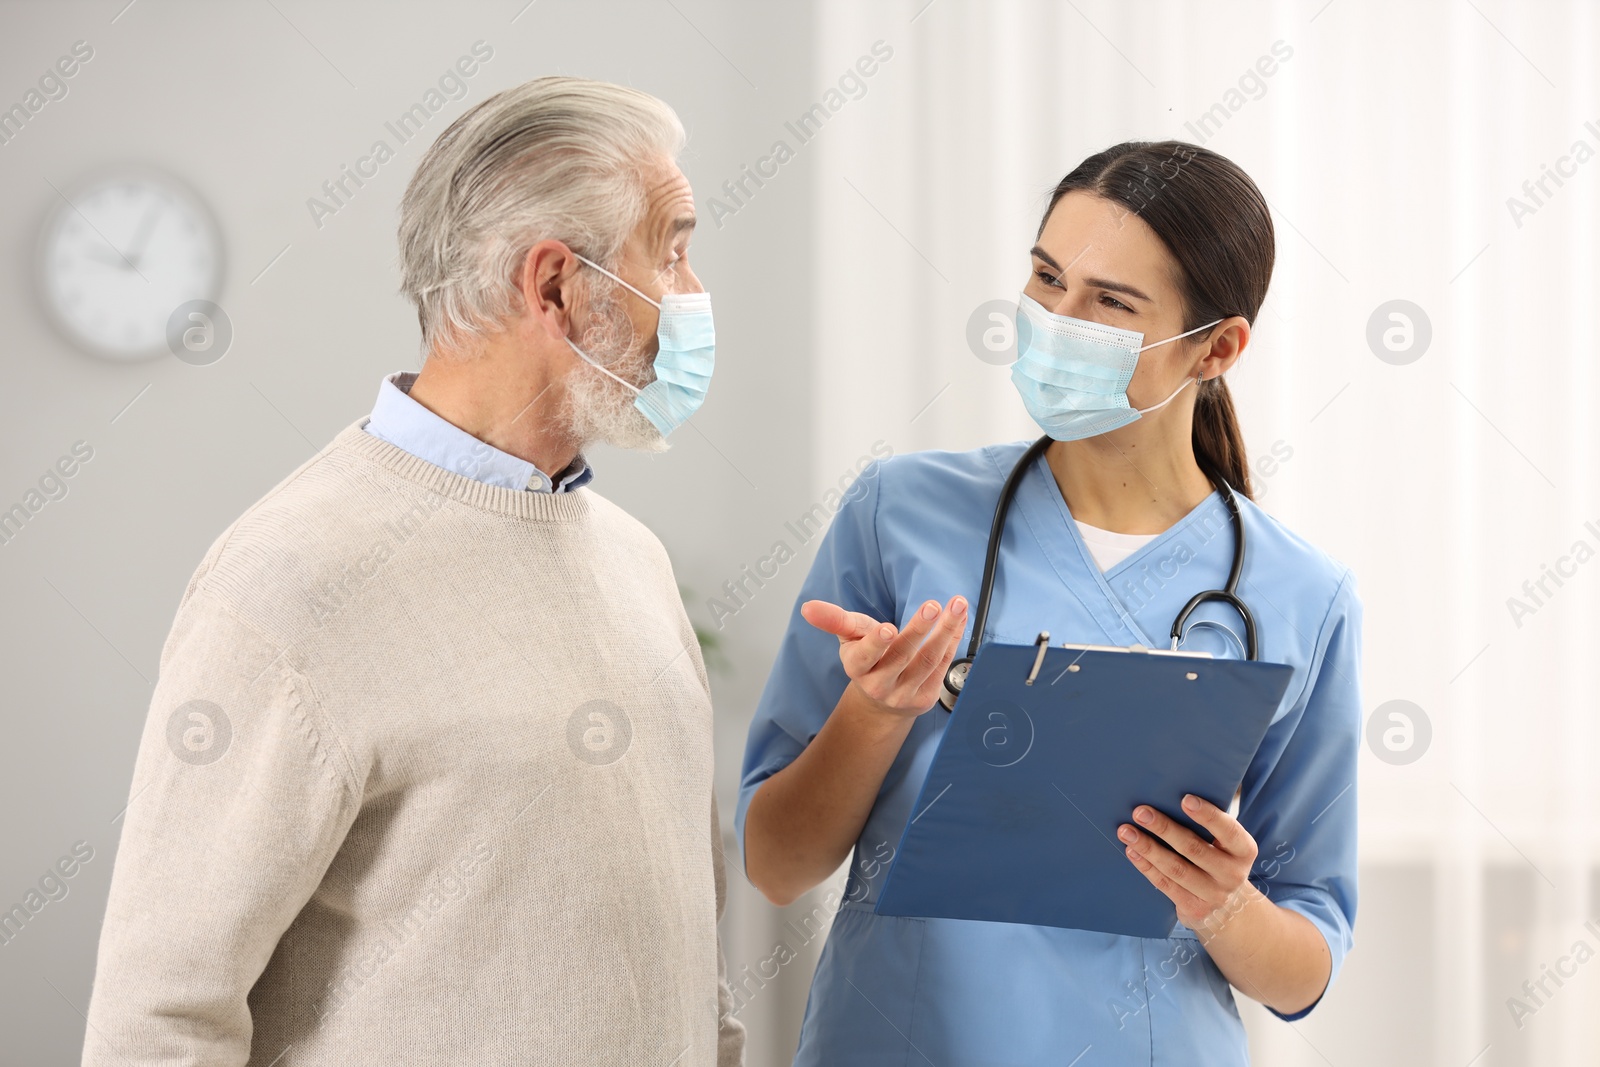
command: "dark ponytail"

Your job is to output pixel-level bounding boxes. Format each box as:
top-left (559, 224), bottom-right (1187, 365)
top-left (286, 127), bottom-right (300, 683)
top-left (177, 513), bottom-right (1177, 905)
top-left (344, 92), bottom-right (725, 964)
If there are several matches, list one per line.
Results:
top-left (1040, 141), bottom-right (1273, 500)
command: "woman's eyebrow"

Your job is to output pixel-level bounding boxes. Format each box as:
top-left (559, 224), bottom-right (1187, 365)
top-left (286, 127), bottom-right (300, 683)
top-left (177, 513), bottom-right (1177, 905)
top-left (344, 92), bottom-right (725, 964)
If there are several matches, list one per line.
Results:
top-left (1083, 276), bottom-right (1150, 302)
top-left (1029, 245), bottom-right (1150, 303)
top-left (1029, 244), bottom-right (1063, 271)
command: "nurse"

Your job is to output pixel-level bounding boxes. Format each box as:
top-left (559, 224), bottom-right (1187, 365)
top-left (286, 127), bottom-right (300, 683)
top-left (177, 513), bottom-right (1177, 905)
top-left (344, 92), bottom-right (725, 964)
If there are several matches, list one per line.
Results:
top-left (736, 141), bottom-right (1362, 1065)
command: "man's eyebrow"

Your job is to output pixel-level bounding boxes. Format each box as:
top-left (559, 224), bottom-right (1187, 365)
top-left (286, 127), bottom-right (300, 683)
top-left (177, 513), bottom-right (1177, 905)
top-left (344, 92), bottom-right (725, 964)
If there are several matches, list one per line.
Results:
top-left (1028, 245), bottom-right (1151, 303)
top-left (668, 215), bottom-right (696, 237)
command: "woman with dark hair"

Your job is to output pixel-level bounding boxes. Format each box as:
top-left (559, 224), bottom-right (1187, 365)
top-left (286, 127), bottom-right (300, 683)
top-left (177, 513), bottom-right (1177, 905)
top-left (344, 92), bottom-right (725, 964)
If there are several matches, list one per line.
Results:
top-left (736, 142), bottom-right (1362, 1064)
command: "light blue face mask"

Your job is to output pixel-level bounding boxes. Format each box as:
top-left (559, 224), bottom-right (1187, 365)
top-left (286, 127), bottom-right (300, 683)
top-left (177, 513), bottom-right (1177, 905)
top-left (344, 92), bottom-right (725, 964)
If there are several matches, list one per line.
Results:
top-left (1010, 291), bottom-right (1222, 441)
top-left (566, 253), bottom-right (714, 439)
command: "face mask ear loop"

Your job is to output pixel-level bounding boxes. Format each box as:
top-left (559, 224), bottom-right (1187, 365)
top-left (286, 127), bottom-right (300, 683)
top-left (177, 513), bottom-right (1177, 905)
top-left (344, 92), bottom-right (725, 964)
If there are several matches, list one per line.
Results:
top-left (1131, 317), bottom-right (1224, 414)
top-left (572, 253), bottom-right (662, 310)
top-left (1134, 374), bottom-right (1200, 415)
top-left (565, 338), bottom-right (642, 396)
top-left (1136, 317), bottom-right (1224, 353)
top-left (567, 252), bottom-right (660, 392)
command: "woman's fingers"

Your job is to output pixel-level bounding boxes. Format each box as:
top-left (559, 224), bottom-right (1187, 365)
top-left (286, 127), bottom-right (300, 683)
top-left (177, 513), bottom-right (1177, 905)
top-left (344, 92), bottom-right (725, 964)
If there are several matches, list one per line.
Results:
top-left (1124, 838), bottom-right (1264, 937)
top-left (871, 599), bottom-right (944, 678)
top-left (1124, 846), bottom-right (1210, 916)
top-left (800, 600), bottom-right (887, 641)
top-left (907, 597), bottom-right (969, 697)
top-left (874, 596), bottom-right (968, 684)
top-left (1119, 821), bottom-right (1217, 902)
top-left (925, 611), bottom-right (971, 703)
top-left (1126, 800), bottom-right (1257, 892)
top-left (1117, 797), bottom-right (1261, 927)
top-left (1128, 805), bottom-right (1219, 871)
top-left (1121, 821), bottom-right (1205, 877)
top-left (800, 600), bottom-right (900, 679)
top-left (839, 621), bottom-right (899, 677)
top-left (1179, 794), bottom-right (1258, 861)
top-left (802, 595), bottom-right (970, 713)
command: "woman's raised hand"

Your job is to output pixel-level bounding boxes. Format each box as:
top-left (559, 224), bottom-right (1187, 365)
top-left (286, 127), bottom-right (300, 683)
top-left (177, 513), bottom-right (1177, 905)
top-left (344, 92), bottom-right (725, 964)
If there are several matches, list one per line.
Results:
top-left (800, 596), bottom-right (968, 718)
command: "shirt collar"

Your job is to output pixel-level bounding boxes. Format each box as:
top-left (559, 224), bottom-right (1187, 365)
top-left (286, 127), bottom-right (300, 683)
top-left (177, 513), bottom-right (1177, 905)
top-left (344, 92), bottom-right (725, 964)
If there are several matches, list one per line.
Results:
top-left (363, 371), bottom-right (593, 493)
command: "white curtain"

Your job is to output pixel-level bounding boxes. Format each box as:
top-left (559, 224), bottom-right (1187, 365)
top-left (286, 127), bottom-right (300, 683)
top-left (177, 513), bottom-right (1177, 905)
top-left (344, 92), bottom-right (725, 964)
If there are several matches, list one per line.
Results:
top-left (785, 1), bottom-right (1600, 1063)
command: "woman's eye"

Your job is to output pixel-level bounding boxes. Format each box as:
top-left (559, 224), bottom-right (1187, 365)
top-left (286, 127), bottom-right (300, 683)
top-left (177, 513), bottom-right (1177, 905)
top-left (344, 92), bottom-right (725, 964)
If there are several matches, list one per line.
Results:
top-left (1034, 268), bottom-right (1063, 288)
top-left (1100, 293), bottom-right (1132, 312)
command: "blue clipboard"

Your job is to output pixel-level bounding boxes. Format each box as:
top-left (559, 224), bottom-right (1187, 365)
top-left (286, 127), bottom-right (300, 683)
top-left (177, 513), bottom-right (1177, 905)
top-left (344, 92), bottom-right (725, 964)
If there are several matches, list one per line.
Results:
top-left (874, 637), bottom-right (1295, 938)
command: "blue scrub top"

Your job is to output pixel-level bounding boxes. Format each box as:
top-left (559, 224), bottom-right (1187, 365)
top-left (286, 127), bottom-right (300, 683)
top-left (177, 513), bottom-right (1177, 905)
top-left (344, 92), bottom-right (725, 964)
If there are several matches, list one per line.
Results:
top-left (735, 441), bottom-right (1363, 1067)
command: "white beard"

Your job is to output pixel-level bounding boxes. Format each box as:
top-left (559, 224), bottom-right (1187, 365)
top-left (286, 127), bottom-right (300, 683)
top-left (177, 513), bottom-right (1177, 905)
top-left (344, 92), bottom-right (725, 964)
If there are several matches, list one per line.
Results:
top-left (559, 285), bottom-right (668, 453)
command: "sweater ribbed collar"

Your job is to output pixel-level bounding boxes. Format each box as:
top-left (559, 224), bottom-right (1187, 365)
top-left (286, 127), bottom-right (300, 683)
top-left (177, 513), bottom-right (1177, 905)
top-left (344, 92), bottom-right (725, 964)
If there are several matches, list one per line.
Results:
top-left (334, 417), bottom-right (593, 523)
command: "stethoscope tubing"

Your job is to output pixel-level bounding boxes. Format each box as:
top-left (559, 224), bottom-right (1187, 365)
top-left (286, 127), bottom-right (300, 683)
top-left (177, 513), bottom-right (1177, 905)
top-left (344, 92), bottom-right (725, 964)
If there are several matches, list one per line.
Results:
top-left (944, 434), bottom-right (1257, 711)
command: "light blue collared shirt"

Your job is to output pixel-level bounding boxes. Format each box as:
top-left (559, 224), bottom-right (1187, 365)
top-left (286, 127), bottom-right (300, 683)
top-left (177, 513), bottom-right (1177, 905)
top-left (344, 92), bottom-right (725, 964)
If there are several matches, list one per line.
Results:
top-left (362, 371), bottom-right (593, 493)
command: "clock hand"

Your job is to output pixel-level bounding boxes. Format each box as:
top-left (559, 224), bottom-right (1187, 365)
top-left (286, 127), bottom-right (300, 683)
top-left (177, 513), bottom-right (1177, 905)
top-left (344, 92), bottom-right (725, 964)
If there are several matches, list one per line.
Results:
top-left (124, 201), bottom-right (163, 272)
top-left (85, 244), bottom-right (138, 271)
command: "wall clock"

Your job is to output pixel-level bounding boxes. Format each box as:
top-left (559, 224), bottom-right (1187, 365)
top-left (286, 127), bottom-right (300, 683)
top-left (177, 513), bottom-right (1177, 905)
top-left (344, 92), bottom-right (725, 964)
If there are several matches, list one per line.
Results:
top-left (36, 167), bottom-right (224, 361)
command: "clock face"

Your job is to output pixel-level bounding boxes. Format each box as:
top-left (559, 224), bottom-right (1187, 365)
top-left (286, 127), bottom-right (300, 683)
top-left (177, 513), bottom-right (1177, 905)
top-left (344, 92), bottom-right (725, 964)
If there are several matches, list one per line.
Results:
top-left (37, 169), bottom-right (224, 361)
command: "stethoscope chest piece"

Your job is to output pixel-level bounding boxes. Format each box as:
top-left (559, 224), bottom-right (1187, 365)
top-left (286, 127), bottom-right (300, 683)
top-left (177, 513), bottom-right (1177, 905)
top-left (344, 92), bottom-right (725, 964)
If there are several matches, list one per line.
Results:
top-left (939, 657), bottom-right (971, 712)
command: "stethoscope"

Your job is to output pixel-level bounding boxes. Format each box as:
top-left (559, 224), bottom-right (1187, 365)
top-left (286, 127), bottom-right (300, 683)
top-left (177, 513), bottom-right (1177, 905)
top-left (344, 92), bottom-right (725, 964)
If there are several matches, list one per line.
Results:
top-left (939, 434), bottom-right (1258, 711)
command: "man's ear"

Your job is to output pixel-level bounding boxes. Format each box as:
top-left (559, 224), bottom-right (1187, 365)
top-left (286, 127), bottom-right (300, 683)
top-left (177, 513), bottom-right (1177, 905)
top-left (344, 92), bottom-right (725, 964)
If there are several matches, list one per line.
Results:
top-left (520, 239), bottom-right (583, 343)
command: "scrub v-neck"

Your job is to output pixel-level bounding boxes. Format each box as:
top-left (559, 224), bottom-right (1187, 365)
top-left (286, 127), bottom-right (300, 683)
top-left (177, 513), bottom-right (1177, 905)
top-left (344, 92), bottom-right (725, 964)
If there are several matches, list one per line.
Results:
top-left (1011, 449), bottom-right (1222, 649)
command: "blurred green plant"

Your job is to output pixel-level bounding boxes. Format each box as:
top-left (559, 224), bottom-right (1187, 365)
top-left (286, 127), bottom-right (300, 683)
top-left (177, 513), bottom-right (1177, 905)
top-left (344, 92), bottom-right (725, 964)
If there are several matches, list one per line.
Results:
top-left (680, 583), bottom-right (731, 677)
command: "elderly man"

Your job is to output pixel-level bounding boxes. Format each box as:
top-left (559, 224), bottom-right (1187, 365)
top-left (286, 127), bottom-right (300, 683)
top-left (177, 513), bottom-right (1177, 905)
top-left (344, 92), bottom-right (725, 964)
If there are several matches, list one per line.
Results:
top-left (83, 77), bottom-right (742, 1065)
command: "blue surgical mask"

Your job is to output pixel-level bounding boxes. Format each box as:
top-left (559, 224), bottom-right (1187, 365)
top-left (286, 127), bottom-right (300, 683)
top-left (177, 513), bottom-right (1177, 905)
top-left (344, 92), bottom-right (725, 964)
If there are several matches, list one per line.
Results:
top-left (1010, 291), bottom-right (1221, 442)
top-left (566, 254), bottom-right (714, 438)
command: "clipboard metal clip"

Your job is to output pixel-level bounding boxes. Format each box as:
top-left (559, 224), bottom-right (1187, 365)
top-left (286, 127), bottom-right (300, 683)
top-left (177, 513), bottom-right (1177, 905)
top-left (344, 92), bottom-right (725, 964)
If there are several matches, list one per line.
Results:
top-left (941, 633), bottom-right (1215, 711)
top-left (1023, 632), bottom-right (1050, 685)
top-left (1057, 641), bottom-right (1214, 660)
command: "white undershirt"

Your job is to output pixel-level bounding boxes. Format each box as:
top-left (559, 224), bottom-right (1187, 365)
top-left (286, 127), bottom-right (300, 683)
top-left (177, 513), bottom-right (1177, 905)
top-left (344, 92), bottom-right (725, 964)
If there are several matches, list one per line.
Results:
top-left (1074, 520), bottom-right (1159, 572)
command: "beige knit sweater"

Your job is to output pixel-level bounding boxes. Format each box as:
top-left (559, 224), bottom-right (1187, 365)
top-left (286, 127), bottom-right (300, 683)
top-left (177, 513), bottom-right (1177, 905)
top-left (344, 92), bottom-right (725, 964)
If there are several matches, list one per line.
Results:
top-left (82, 417), bottom-right (745, 1066)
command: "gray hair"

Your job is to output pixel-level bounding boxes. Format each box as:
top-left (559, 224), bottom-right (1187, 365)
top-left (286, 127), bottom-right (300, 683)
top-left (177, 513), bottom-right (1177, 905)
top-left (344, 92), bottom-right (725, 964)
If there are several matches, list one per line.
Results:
top-left (397, 76), bottom-right (686, 358)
